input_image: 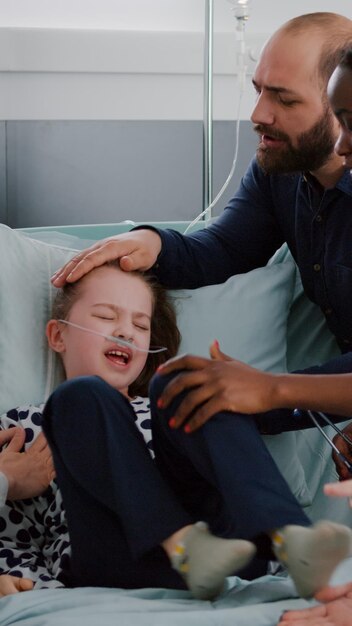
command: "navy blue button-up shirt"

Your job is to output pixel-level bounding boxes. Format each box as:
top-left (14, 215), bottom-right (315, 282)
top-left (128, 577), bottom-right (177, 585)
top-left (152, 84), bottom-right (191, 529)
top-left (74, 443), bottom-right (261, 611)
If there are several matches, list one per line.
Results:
top-left (154, 157), bottom-right (352, 376)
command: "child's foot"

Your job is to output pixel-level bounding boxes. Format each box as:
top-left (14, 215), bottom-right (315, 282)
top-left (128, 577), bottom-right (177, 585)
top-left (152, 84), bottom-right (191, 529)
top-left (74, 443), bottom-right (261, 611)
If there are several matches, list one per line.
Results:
top-left (272, 521), bottom-right (352, 598)
top-left (170, 521), bottom-right (256, 600)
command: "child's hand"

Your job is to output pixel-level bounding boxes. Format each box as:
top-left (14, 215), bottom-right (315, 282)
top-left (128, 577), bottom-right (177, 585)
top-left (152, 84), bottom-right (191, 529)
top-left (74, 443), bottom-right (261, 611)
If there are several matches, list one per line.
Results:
top-left (0, 574), bottom-right (34, 597)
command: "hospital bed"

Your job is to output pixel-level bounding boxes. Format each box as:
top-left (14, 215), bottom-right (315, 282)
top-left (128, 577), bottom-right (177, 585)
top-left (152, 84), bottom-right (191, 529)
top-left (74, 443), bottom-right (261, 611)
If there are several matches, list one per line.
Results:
top-left (0, 220), bottom-right (351, 626)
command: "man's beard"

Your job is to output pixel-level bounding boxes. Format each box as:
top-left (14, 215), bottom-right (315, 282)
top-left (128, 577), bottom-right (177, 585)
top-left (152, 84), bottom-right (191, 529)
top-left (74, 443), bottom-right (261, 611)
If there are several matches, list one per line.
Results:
top-left (254, 107), bottom-right (336, 175)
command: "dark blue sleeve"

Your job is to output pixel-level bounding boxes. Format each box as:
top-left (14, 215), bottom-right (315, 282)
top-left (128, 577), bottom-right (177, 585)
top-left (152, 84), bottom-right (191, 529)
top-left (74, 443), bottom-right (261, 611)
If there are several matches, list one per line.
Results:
top-left (295, 351), bottom-right (352, 375)
top-left (150, 159), bottom-right (284, 289)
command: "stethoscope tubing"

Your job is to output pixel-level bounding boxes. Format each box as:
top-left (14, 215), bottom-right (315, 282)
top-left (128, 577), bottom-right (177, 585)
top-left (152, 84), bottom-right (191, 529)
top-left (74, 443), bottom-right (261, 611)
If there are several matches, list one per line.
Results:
top-left (303, 409), bottom-right (352, 476)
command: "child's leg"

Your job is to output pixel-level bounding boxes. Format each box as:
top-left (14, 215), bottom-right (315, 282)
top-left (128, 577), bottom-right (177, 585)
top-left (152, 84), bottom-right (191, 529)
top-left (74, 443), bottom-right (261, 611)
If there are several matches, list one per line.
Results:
top-left (43, 376), bottom-right (189, 589)
top-left (43, 376), bottom-right (255, 597)
top-left (271, 522), bottom-right (351, 598)
top-left (150, 372), bottom-right (351, 596)
top-left (164, 521), bottom-right (255, 600)
top-left (150, 373), bottom-right (310, 543)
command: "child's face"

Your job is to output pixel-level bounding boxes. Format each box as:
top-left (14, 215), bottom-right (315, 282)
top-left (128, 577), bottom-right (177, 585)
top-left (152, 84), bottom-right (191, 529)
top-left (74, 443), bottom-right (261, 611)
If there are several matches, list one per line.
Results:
top-left (49, 266), bottom-right (153, 397)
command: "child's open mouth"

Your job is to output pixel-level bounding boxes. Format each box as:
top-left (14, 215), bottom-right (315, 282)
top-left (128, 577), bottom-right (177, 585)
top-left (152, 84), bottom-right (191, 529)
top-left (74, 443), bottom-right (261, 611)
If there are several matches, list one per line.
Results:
top-left (105, 349), bottom-right (131, 366)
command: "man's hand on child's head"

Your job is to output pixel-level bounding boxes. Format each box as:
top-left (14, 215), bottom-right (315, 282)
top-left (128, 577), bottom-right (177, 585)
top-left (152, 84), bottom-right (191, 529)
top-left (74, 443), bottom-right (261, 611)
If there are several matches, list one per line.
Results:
top-left (51, 229), bottom-right (162, 287)
top-left (0, 429), bottom-right (55, 500)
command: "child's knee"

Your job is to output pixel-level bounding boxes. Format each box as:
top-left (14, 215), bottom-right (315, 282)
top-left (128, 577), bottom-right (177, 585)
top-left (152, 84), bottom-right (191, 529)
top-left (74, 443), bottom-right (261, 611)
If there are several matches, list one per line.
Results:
top-left (46, 376), bottom-right (112, 418)
top-left (149, 371), bottom-right (177, 406)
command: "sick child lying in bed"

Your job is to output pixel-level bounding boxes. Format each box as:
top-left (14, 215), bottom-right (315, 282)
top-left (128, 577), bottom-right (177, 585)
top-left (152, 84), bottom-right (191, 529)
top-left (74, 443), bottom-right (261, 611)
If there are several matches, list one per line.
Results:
top-left (0, 262), bottom-right (257, 598)
top-left (0, 263), bottom-right (350, 599)
top-left (0, 261), bottom-right (350, 601)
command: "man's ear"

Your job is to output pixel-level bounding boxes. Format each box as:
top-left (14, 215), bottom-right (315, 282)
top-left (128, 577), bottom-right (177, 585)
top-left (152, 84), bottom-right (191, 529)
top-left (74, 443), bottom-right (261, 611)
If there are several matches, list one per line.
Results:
top-left (46, 320), bottom-right (66, 353)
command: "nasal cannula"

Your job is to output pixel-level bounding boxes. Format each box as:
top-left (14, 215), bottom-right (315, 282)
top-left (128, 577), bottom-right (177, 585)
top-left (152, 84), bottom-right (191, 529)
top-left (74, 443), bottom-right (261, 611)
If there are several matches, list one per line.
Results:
top-left (58, 319), bottom-right (167, 354)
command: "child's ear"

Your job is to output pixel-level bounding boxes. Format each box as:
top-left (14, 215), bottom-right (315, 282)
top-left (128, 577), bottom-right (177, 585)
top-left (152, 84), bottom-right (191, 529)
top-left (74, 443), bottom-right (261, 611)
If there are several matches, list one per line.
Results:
top-left (46, 320), bottom-right (66, 353)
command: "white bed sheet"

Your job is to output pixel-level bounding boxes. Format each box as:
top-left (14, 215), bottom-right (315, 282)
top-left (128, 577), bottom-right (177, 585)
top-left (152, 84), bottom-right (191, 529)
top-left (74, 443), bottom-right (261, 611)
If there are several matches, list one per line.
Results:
top-left (1, 558), bottom-right (351, 626)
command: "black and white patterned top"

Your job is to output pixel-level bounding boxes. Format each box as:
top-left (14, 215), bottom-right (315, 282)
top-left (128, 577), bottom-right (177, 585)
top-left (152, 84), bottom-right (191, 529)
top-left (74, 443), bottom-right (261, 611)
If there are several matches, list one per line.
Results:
top-left (0, 396), bottom-right (152, 589)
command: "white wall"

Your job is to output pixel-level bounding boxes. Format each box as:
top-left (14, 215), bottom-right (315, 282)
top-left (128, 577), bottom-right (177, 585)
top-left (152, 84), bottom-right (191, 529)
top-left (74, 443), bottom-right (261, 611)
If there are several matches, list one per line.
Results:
top-left (0, 1), bottom-right (350, 121)
top-left (0, 0), bottom-right (350, 32)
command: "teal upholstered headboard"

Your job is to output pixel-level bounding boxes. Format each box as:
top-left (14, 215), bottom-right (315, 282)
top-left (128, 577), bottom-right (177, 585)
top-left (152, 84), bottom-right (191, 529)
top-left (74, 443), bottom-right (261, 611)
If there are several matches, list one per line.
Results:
top-left (19, 221), bottom-right (205, 240)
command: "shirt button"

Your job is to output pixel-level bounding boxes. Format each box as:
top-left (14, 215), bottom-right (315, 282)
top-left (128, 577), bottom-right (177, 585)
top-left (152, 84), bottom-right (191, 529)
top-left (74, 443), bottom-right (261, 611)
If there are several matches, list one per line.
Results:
top-left (313, 263), bottom-right (321, 272)
top-left (315, 215), bottom-right (323, 222)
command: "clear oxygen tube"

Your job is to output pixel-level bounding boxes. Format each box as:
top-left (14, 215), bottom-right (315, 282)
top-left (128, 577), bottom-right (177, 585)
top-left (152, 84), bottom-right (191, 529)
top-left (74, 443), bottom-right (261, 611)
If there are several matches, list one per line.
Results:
top-left (58, 319), bottom-right (167, 354)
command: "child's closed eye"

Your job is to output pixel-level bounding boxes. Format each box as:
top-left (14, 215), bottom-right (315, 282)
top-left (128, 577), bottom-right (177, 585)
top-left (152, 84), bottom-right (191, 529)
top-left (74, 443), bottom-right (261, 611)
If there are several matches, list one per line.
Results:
top-left (134, 323), bottom-right (149, 331)
top-left (93, 314), bottom-right (115, 321)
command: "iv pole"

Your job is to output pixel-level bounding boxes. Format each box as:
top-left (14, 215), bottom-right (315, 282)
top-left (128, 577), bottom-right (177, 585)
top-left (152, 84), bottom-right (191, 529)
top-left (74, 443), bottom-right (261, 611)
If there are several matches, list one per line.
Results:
top-left (202, 0), bottom-right (214, 221)
top-left (201, 0), bottom-right (249, 225)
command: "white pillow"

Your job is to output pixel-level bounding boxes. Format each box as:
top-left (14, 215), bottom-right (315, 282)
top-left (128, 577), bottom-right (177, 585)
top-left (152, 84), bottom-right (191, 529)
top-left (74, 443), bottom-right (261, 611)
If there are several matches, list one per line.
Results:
top-left (173, 262), bottom-right (296, 372)
top-left (0, 224), bottom-right (310, 505)
top-left (172, 262), bottom-right (311, 506)
top-left (0, 225), bottom-right (75, 413)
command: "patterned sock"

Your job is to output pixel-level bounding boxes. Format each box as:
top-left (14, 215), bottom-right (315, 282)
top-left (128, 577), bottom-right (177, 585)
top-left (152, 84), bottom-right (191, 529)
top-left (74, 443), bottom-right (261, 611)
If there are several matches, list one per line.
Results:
top-left (170, 521), bottom-right (256, 601)
top-left (272, 521), bottom-right (352, 598)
